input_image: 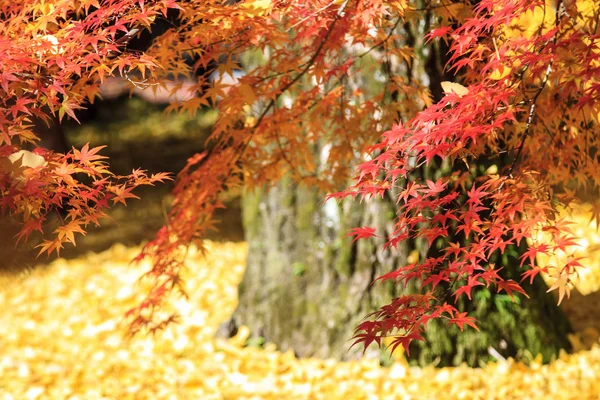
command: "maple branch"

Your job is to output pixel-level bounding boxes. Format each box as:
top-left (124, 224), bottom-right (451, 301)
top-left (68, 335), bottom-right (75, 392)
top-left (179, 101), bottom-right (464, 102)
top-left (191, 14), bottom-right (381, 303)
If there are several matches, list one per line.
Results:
top-left (272, 122), bottom-right (318, 180)
top-left (507, 99), bottom-right (537, 178)
top-left (115, 28), bottom-right (141, 46)
top-left (236, 11), bottom-right (342, 159)
top-left (255, 12), bottom-right (402, 91)
top-left (252, 60), bottom-right (312, 85)
top-left (179, 27), bottom-right (252, 53)
top-left (506, 0), bottom-right (562, 178)
top-left (411, 1), bottom-right (464, 13)
top-left (287, 0), bottom-right (345, 31)
top-left (356, 17), bottom-right (402, 59)
top-left (165, 10), bottom-right (343, 226)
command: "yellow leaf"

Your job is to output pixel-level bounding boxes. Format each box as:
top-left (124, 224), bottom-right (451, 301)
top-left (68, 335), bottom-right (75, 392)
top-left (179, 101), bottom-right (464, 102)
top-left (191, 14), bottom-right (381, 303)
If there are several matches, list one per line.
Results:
top-left (244, 116), bottom-right (257, 128)
top-left (485, 164), bottom-right (498, 175)
top-left (489, 66), bottom-right (512, 80)
top-left (8, 150), bottom-right (47, 169)
top-left (239, 0), bottom-right (272, 16)
top-left (40, 2), bottom-right (54, 15)
top-left (546, 274), bottom-right (571, 305)
top-left (441, 81), bottom-right (469, 97)
top-left (407, 249), bottom-right (419, 264)
top-left (0, 150), bottom-right (47, 177)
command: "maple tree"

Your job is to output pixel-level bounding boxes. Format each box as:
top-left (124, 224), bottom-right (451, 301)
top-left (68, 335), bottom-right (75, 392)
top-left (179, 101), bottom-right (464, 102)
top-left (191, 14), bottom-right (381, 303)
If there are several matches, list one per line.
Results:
top-left (2, 0), bottom-right (599, 361)
top-left (339, 0), bottom-right (600, 356)
top-left (0, 0), bottom-right (171, 256)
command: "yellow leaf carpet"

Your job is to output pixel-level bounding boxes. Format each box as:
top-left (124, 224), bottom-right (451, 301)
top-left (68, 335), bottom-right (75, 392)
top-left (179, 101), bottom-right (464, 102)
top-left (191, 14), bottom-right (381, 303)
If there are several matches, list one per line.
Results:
top-left (1, 241), bottom-right (599, 399)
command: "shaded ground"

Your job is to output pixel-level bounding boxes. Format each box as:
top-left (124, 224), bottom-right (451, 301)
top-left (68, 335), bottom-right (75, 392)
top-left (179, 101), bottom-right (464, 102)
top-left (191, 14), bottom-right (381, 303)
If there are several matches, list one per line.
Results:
top-left (0, 96), bottom-right (243, 273)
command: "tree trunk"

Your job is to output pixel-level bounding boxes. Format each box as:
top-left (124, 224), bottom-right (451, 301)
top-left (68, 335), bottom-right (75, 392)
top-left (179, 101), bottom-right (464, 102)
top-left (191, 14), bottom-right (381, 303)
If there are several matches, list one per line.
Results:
top-left (227, 179), bottom-right (411, 361)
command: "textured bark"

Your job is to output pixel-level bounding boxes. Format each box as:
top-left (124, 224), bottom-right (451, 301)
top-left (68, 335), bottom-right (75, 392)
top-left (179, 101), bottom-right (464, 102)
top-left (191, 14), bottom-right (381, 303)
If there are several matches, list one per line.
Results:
top-left (227, 179), bottom-right (410, 361)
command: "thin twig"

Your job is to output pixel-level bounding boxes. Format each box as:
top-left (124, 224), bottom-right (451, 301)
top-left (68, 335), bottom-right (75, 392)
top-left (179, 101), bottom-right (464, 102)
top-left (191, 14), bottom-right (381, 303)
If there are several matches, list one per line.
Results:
top-left (235, 11), bottom-right (342, 159)
top-left (506, 0), bottom-right (562, 178)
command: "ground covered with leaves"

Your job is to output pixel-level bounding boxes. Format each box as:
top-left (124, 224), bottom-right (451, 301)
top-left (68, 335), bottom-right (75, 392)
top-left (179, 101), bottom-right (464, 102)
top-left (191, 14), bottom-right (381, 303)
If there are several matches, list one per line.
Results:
top-left (1, 241), bottom-right (599, 399)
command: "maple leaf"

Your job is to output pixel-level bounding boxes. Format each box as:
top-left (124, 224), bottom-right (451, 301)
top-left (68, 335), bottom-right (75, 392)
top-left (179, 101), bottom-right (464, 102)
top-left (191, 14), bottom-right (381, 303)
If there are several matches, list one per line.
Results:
top-left (10, 97), bottom-right (33, 119)
top-left (375, 268), bottom-right (405, 283)
top-left (453, 275), bottom-right (484, 300)
top-left (466, 184), bottom-right (487, 207)
top-left (349, 333), bottom-right (382, 355)
top-left (422, 273), bottom-right (450, 290)
top-left (496, 280), bottom-right (529, 300)
top-left (54, 221), bottom-right (86, 245)
top-left (425, 26), bottom-right (452, 42)
top-left (519, 243), bottom-right (550, 267)
top-left (424, 179), bottom-right (446, 196)
top-left (149, 172), bottom-right (173, 183)
top-left (347, 226), bottom-right (377, 242)
top-left (553, 235), bottom-right (580, 252)
top-left (36, 239), bottom-right (64, 257)
top-left (110, 184), bottom-right (141, 206)
top-left (520, 266), bottom-right (547, 285)
top-left (441, 81), bottom-right (469, 97)
top-left (449, 312), bottom-right (479, 332)
top-left (0, 72), bottom-right (20, 93)
top-left (546, 275), bottom-right (571, 305)
top-left (72, 144), bottom-right (108, 164)
top-left (387, 331), bottom-right (425, 357)
top-left (58, 98), bottom-right (84, 123)
top-left (15, 217), bottom-right (44, 244)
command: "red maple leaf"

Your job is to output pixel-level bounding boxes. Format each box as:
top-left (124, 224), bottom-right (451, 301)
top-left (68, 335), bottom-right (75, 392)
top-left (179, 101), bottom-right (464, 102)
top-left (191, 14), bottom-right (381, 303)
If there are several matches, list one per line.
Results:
top-left (347, 226), bottom-right (377, 242)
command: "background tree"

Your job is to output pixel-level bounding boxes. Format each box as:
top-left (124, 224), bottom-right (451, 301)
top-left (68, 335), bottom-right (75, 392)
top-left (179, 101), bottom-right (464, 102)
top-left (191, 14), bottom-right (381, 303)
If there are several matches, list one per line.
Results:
top-left (1, 0), bottom-right (596, 366)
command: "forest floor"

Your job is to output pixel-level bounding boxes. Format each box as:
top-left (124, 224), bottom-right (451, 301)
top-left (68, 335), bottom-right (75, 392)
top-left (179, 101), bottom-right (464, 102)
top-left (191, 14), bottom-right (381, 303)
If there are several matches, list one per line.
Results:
top-left (1, 241), bottom-right (600, 399)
